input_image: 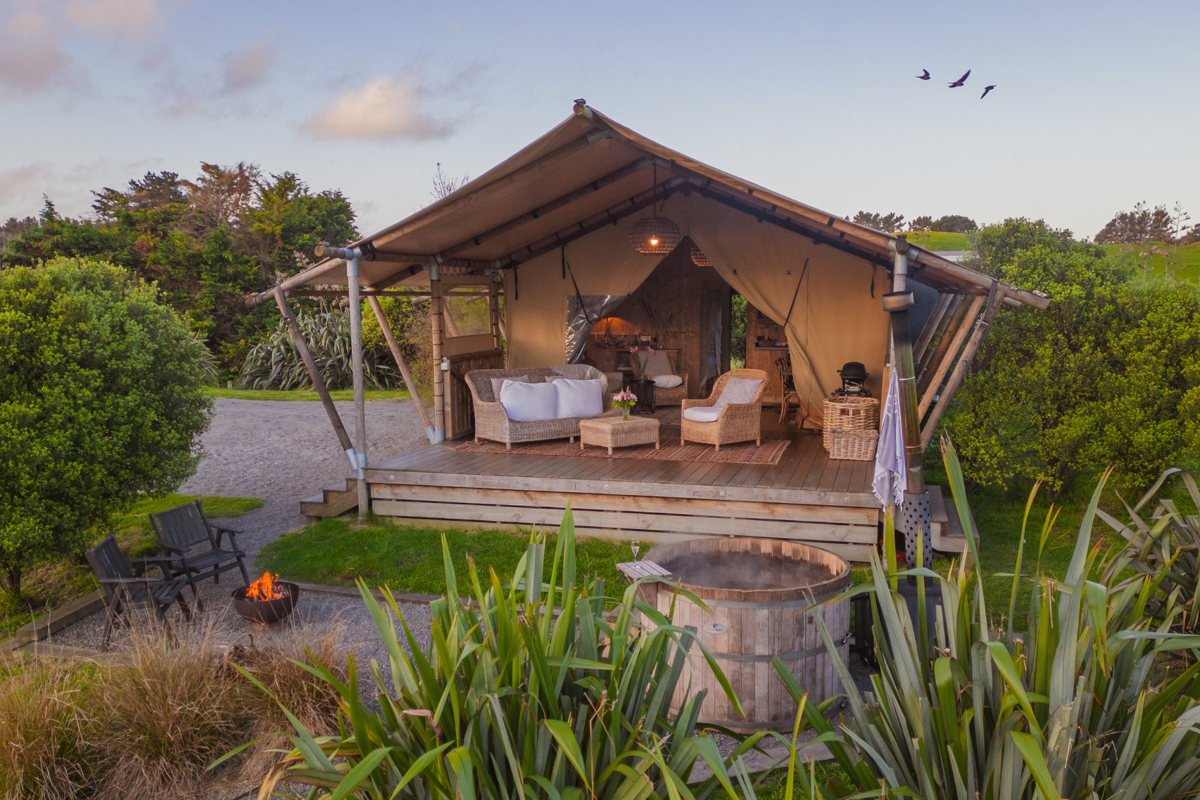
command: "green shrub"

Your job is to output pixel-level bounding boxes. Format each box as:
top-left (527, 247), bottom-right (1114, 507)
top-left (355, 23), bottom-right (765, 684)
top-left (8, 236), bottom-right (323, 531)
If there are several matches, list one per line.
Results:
top-left (0, 258), bottom-right (212, 593)
top-left (246, 508), bottom-right (763, 799)
top-left (771, 439), bottom-right (1200, 799)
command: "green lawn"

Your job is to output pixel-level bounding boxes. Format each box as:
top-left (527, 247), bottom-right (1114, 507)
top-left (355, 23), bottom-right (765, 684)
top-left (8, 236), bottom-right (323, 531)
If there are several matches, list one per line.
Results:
top-left (256, 517), bottom-right (633, 595)
top-left (205, 387), bottom-right (411, 402)
top-left (1099, 241), bottom-right (1200, 284)
top-left (902, 231), bottom-right (971, 251)
top-left (0, 493), bottom-right (262, 641)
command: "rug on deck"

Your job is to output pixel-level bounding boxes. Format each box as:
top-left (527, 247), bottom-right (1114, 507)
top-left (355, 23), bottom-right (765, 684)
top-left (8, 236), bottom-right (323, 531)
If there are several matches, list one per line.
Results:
top-left (450, 436), bottom-right (790, 465)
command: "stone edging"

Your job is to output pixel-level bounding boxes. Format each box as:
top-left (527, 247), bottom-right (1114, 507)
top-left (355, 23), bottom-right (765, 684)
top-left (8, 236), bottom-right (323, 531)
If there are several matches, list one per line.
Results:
top-left (0, 590), bottom-right (105, 653)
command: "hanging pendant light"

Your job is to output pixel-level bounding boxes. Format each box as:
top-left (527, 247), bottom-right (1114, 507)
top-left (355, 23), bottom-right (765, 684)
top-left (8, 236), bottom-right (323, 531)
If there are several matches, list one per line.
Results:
top-left (629, 163), bottom-right (681, 255)
top-left (690, 247), bottom-right (712, 267)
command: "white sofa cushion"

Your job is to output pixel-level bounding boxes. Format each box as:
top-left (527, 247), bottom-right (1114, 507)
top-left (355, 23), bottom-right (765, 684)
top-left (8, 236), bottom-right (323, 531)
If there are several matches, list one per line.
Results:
top-left (653, 374), bottom-right (683, 390)
top-left (499, 380), bottom-right (558, 421)
top-left (603, 372), bottom-right (624, 392)
top-left (551, 378), bottom-right (604, 418)
top-left (492, 374), bottom-right (527, 400)
top-left (683, 406), bottom-right (723, 423)
top-left (644, 349), bottom-right (674, 377)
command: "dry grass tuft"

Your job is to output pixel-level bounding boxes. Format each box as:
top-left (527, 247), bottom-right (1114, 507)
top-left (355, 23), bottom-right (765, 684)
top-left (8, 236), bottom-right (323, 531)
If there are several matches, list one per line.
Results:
top-left (0, 658), bottom-right (99, 799)
top-left (95, 612), bottom-right (244, 800)
top-left (227, 620), bottom-right (348, 781)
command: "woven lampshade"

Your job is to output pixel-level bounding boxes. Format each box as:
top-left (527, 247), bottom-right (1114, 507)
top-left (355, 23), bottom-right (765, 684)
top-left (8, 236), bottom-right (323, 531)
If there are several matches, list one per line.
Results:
top-left (690, 246), bottom-right (712, 267)
top-left (629, 216), bottom-right (682, 255)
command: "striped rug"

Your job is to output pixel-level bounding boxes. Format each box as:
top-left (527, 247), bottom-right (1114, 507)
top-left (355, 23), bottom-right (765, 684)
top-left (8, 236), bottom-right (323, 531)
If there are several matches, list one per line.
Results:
top-left (450, 436), bottom-right (790, 465)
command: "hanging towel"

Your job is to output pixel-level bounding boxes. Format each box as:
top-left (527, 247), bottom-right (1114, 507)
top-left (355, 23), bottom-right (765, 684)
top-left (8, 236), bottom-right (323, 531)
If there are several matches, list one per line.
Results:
top-left (872, 369), bottom-right (906, 508)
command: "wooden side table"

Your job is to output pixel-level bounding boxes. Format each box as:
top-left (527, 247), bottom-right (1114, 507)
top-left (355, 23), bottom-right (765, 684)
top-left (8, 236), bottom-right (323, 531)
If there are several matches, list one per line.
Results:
top-left (628, 378), bottom-right (656, 415)
top-left (579, 417), bottom-right (660, 455)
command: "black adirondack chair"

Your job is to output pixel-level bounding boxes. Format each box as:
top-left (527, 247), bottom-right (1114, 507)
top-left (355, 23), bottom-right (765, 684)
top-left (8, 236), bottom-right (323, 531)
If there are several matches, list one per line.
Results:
top-left (86, 535), bottom-right (192, 650)
top-left (150, 500), bottom-right (251, 608)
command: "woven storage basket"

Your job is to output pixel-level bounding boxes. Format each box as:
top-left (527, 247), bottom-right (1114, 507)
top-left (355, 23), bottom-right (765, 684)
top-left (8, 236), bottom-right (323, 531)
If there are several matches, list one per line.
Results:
top-left (827, 430), bottom-right (879, 461)
top-left (822, 396), bottom-right (880, 452)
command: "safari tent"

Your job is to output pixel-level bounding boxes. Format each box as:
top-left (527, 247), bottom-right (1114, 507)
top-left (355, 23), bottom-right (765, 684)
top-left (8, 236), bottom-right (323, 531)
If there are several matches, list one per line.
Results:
top-left (252, 101), bottom-right (1047, 560)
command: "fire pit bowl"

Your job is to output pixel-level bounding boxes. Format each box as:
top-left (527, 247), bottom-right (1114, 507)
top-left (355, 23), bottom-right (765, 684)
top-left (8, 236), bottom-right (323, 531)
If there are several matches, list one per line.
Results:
top-left (642, 538), bottom-right (850, 733)
top-left (231, 580), bottom-right (300, 624)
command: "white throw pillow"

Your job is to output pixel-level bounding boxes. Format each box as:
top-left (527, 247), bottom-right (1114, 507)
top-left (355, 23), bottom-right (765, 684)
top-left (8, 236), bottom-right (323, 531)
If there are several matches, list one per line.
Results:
top-left (603, 372), bottom-right (624, 392)
top-left (491, 374), bottom-right (527, 401)
top-left (683, 406), bottom-right (722, 423)
top-left (499, 380), bottom-right (558, 422)
top-left (551, 378), bottom-right (604, 418)
top-left (653, 374), bottom-right (683, 390)
top-left (644, 349), bottom-right (674, 377)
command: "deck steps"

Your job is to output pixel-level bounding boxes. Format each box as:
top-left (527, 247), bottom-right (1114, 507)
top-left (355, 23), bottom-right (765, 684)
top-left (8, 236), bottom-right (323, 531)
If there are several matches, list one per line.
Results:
top-left (930, 485), bottom-right (977, 555)
top-left (300, 478), bottom-right (359, 522)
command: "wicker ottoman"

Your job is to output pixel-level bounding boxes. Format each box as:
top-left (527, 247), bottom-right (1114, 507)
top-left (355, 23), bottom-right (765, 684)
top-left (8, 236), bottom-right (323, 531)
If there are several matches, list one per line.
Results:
top-left (579, 417), bottom-right (660, 455)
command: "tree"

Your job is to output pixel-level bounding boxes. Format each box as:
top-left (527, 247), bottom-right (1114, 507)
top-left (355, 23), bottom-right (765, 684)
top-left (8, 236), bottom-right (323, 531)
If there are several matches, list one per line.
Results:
top-left (945, 218), bottom-right (1200, 492)
top-left (853, 211), bottom-right (905, 233)
top-left (1094, 202), bottom-right (1172, 244)
top-left (930, 214), bottom-right (977, 232)
top-left (0, 259), bottom-right (213, 593)
top-left (908, 215), bottom-right (933, 232)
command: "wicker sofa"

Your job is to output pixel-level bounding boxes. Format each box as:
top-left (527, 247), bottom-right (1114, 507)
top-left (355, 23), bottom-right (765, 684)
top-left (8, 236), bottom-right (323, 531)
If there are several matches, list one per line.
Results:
top-left (466, 367), bottom-right (620, 449)
top-left (680, 369), bottom-right (769, 451)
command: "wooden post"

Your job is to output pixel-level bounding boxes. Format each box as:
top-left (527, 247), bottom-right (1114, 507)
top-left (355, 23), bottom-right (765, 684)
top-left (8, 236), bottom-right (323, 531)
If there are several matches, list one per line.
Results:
top-left (367, 295), bottom-right (434, 438)
top-left (917, 295), bottom-right (985, 419)
top-left (488, 283), bottom-right (501, 349)
top-left (921, 284), bottom-right (1006, 449)
top-left (916, 295), bottom-right (974, 397)
top-left (913, 292), bottom-right (952, 365)
top-left (430, 274), bottom-right (446, 441)
top-left (271, 287), bottom-right (356, 458)
top-left (347, 257), bottom-right (369, 519)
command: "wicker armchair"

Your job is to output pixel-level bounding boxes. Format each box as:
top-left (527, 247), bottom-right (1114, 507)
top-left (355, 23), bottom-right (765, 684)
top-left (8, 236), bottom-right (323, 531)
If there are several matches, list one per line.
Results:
top-left (632, 350), bottom-right (689, 406)
top-left (680, 369), bottom-right (769, 452)
top-left (466, 366), bottom-right (619, 449)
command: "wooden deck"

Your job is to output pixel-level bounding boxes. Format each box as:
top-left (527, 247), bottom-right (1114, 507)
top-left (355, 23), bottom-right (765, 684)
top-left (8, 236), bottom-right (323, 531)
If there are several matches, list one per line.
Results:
top-left (363, 428), bottom-right (885, 561)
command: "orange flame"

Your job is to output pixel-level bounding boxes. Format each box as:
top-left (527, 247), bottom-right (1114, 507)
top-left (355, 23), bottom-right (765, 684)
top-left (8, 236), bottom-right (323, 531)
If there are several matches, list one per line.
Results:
top-left (246, 571), bottom-right (286, 601)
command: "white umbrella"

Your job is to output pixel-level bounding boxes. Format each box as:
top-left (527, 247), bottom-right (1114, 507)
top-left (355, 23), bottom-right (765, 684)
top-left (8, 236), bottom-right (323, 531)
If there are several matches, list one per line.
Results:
top-left (873, 368), bottom-right (906, 508)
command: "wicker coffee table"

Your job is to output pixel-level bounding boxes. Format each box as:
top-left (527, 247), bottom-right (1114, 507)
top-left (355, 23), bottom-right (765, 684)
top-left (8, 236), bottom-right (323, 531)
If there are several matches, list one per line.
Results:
top-left (579, 416), bottom-right (660, 455)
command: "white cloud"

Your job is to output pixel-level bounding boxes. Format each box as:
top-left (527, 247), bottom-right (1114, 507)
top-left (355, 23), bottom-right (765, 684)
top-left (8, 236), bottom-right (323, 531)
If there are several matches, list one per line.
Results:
top-left (0, 162), bottom-right (51, 208)
top-left (305, 74), bottom-right (457, 142)
top-left (0, 158), bottom-right (153, 220)
top-left (0, 8), bottom-right (75, 96)
top-left (61, 0), bottom-right (160, 42)
top-left (220, 36), bottom-right (273, 94)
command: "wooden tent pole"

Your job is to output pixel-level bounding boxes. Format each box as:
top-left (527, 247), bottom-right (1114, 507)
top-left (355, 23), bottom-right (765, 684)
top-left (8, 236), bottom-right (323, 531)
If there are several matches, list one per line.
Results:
top-left (430, 272), bottom-right (446, 441)
top-left (921, 284), bottom-right (1006, 449)
top-left (271, 286), bottom-right (356, 458)
top-left (916, 295), bottom-right (974, 397)
top-left (488, 283), bottom-right (501, 349)
top-left (347, 257), bottom-right (369, 519)
top-left (366, 295), bottom-right (434, 439)
top-left (912, 292), bottom-right (952, 365)
top-left (917, 295), bottom-right (985, 419)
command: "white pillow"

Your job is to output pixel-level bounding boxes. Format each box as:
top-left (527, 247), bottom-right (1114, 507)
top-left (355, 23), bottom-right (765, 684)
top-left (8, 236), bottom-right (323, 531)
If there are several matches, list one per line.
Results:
top-left (491, 374), bottom-right (527, 400)
top-left (499, 380), bottom-right (558, 421)
top-left (653, 374), bottom-right (683, 390)
top-left (683, 406), bottom-right (722, 423)
top-left (644, 350), bottom-right (674, 377)
top-left (552, 378), bottom-right (604, 418)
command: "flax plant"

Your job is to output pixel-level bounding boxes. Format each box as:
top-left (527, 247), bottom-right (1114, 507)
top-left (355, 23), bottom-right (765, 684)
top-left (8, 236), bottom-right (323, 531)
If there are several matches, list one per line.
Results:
top-left (1101, 467), bottom-right (1200, 632)
top-left (240, 507), bottom-right (773, 800)
top-left (771, 439), bottom-right (1200, 800)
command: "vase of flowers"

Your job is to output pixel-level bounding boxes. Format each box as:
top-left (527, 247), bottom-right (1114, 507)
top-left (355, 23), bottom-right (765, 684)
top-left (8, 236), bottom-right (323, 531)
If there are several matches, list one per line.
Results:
top-left (613, 389), bottom-right (637, 420)
top-left (630, 346), bottom-right (653, 379)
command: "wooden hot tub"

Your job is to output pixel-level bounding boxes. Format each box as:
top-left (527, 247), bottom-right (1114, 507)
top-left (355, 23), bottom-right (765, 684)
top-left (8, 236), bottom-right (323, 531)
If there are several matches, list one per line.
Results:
top-left (642, 537), bottom-right (850, 733)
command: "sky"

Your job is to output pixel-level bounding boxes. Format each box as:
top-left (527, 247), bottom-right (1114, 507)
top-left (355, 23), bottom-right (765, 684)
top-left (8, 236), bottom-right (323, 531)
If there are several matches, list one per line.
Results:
top-left (2, 0), bottom-right (1198, 241)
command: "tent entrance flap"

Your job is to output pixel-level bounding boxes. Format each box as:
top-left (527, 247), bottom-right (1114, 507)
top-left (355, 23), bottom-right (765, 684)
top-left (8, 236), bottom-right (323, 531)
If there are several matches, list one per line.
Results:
top-left (566, 295), bottom-right (626, 363)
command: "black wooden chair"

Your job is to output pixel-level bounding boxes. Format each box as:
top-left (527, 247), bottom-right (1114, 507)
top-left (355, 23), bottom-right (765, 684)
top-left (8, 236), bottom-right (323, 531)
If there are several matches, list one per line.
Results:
top-left (86, 535), bottom-right (192, 650)
top-left (150, 500), bottom-right (251, 609)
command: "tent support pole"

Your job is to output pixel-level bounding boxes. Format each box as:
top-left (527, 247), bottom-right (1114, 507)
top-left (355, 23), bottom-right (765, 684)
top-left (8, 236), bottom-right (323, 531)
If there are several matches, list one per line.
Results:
top-left (917, 295), bottom-right (985, 419)
top-left (347, 256), bottom-right (369, 519)
top-left (367, 295), bottom-right (435, 443)
top-left (489, 283), bottom-right (501, 349)
top-left (912, 292), bottom-right (952, 365)
top-left (916, 295), bottom-right (973, 397)
top-left (921, 283), bottom-right (1006, 449)
top-left (886, 239), bottom-right (930, 571)
top-left (430, 266), bottom-right (446, 442)
top-left (271, 286), bottom-right (358, 469)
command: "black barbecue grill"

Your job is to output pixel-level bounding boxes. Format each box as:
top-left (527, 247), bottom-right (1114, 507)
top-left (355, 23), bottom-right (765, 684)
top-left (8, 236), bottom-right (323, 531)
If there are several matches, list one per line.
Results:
top-left (834, 361), bottom-right (870, 398)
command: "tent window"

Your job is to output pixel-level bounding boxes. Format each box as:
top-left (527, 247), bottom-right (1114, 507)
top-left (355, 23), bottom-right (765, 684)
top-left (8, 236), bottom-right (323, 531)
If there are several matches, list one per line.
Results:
top-left (442, 293), bottom-right (492, 338)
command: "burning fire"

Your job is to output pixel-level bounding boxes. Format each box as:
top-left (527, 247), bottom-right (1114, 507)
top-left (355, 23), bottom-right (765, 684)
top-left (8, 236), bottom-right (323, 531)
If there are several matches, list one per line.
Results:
top-left (245, 571), bottom-right (287, 601)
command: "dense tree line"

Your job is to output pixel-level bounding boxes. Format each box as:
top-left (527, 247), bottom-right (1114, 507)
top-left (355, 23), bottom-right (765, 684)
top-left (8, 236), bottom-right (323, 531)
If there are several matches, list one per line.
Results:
top-left (852, 211), bottom-right (978, 234)
top-left (1, 164), bottom-right (358, 377)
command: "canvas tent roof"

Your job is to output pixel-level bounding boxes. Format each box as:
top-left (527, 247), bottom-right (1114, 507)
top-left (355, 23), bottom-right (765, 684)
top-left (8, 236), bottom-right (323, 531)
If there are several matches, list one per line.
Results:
top-left (254, 103), bottom-right (1048, 311)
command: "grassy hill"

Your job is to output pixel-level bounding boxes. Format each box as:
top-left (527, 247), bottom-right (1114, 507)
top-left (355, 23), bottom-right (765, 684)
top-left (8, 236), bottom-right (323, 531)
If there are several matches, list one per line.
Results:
top-left (904, 231), bottom-right (972, 251)
top-left (1099, 241), bottom-right (1200, 284)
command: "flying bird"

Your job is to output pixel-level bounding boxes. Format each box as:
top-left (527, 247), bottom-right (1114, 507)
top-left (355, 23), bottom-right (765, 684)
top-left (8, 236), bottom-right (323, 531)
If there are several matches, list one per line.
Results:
top-left (917, 69), bottom-right (931, 80)
top-left (948, 70), bottom-right (971, 88)
top-left (981, 84), bottom-right (996, 99)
